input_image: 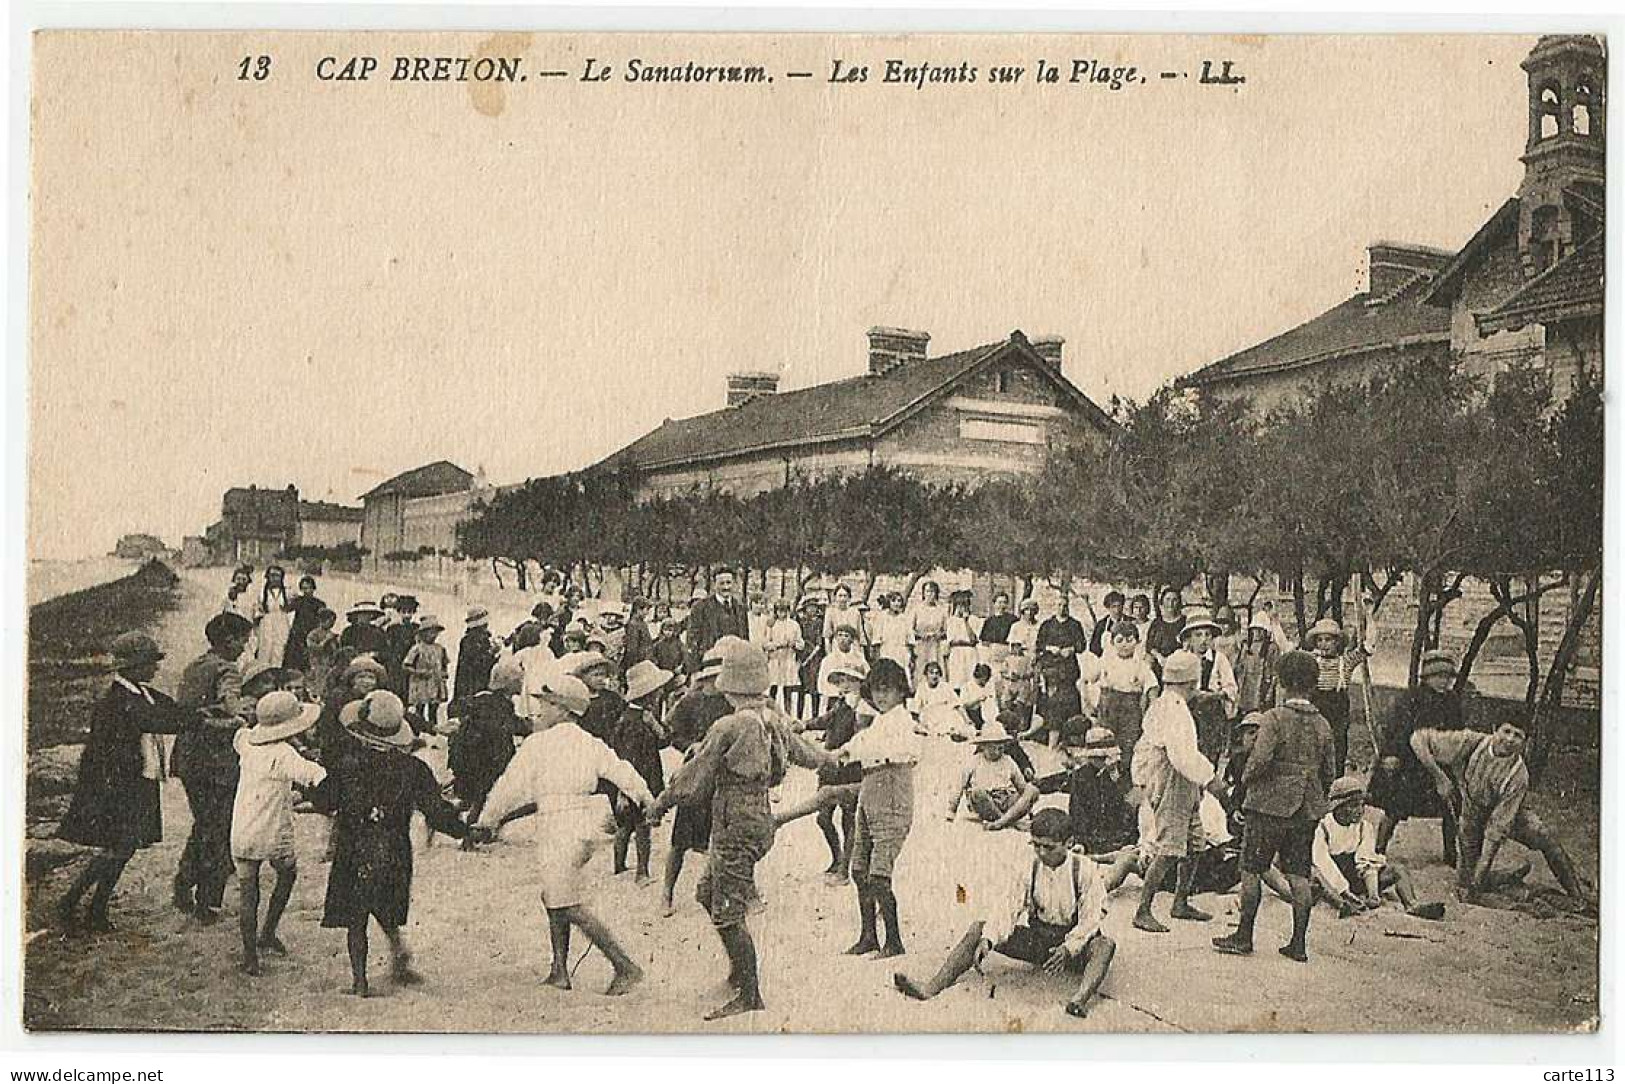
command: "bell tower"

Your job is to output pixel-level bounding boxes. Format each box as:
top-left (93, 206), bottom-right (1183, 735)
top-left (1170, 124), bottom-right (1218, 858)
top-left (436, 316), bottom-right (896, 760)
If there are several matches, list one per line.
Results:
top-left (1517, 35), bottom-right (1605, 276)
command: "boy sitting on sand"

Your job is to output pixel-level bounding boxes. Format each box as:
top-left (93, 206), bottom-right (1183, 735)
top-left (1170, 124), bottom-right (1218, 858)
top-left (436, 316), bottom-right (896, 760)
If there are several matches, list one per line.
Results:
top-left (944, 722), bottom-right (1037, 828)
top-left (893, 808), bottom-right (1116, 1019)
top-left (1312, 775), bottom-right (1444, 920)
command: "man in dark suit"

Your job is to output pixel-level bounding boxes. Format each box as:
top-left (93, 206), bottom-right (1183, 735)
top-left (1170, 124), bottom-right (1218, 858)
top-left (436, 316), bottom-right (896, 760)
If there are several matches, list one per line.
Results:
top-left (1212, 650), bottom-right (1337, 963)
top-left (685, 570), bottom-right (748, 672)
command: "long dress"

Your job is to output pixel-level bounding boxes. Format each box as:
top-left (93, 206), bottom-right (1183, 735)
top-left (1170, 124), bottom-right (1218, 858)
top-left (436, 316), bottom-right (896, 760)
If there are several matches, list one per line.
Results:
top-left (908, 603), bottom-right (949, 689)
top-left (945, 613), bottom-right (980, 690)
top-left (254, 587), bottom-right (292, 668)
top-left (283, 593), bottom-right (327, 673)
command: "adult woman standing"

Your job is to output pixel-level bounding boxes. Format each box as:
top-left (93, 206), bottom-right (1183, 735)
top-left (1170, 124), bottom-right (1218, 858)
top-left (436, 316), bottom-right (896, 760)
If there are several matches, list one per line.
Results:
top-left (56, 633), bottom-right (185, 931)
top-left (254, 565), bottom-right (293, 669)
top-left (977, 591), bottom-right (1017, 673)
top-left (282, 574), bottom-right (327, 675)
top-left (823, 584), bottom-right (868, 655)
top-left (908, 581), bottom-right (949, 691)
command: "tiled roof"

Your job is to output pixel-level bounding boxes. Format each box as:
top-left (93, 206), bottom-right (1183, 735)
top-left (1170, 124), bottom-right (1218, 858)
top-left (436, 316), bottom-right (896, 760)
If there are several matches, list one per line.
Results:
top-left (1477, 230), bottom-right (1605, 334)
top-left (298, 499), bottom-right (365, 522)
top-left (598, 333), bottom-right (1113, 472)
top-left (358, 460), bottom-right (474, 501)
top-left (1184, 275), bottom-right (1451, 387)
top-left (1424, 199), bottom-right (1521, 308)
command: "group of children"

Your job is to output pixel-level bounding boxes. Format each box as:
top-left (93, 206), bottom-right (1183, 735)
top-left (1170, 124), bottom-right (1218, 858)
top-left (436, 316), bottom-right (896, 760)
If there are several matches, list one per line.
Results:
top-left (52, 571), bottom-right (1596, 1025)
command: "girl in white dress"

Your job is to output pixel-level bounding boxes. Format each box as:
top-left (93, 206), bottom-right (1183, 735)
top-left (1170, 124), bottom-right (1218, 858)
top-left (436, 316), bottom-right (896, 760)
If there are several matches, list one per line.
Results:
top-left (765, 599), bottom-right (805, 715)
top-left (253, 565), bottom-right (293, 669)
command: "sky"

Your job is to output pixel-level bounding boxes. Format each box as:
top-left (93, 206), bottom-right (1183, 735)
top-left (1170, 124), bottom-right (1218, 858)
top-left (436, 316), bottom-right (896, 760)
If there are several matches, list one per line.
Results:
top-left (28, 31), bottom-right (1534, 558)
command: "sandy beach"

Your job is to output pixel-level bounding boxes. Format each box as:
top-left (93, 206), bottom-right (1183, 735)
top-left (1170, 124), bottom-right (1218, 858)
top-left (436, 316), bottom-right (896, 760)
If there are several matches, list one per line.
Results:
top-left (23, 567), bottom-right (1600, 1034)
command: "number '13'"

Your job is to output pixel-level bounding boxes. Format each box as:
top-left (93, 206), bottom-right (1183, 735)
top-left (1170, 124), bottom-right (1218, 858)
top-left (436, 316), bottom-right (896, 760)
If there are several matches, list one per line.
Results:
top-left (237, 55), bottom-right (271, 81)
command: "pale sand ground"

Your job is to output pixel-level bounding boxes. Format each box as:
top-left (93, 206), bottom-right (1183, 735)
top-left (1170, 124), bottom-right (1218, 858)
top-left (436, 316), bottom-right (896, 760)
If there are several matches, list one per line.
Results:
top-left (23, 569), bottom-right (1600, 1034)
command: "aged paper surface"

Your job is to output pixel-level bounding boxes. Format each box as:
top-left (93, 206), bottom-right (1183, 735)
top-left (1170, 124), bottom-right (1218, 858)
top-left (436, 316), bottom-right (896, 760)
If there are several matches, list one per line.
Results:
top-left (25, 30), bottom-right (1603, 1035)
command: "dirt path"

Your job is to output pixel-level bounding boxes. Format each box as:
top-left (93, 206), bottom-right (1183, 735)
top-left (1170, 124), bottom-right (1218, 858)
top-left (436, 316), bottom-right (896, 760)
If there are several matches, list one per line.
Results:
top-left (23, 568), bottom-right (1600, 1034)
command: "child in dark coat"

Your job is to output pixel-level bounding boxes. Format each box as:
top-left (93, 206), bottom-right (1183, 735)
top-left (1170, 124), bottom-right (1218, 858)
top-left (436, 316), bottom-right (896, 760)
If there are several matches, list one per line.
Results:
top-left (448, 657), bottom-right (524, 826)
top-left (611, 660), bottom-right (675, 882)
top-left (305, 690), bottom-right (470, 996)
top-left (1036, 727), bottom-right (1136, 854)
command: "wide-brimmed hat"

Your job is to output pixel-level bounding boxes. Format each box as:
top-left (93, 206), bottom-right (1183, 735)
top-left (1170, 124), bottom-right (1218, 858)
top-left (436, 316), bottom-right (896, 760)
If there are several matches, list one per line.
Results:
top-left (1307, 618), bottom-right (1344, 643)
top-left (715, 640), bottom-right (770, 697)
top-left (465, 606), bottom-right (490, 628)
top-left (972, 721), bottom-right (1014, 745)
top-left (240, 660), bottom-right (281, 693)
top-left (1079, 726), bottom-right (1120, 758)
top-left (340, 690), bottom-right (413, 749)
top-left (346, 600), bottom-right (383, 618)
top-left (1180, 608), bottom-right (1222, 637)
top-left (825, 656), bottom-right (869, 683)
top-left (343, 655), bottom-right (388, 683)
top-left (418, 614), bottom-right (445, 633)
top-left (488, 656), bottom-right (525, 695)
top-left (539, 672), bottom-right (592, 717)
top-left (1161, 650), bottom-right (1202, 684)
top-left (110, 631), bottom-right (164, 663)
top-left (625, 660), bottom-right (675, 703)
top-left (247, 690), bottom-right (321, 745)
top-left (1419, 650), bottom-right (1458, 679)
top-left (1328, 775), bottom-right (1367, 806)
top-left (1235, 711), bottom-right (1265, 733)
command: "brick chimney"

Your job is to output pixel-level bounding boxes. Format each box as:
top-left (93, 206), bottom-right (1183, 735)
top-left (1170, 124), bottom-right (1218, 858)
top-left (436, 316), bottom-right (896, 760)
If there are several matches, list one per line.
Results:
top-left (726, 370), bottom-right (780, 408)
top-left (1031, 335), bottom-right (1064, 373)
top-left (1366, 241), bottom-right (1451, 300)
top-left (867, 327), bottom-right (931, 376)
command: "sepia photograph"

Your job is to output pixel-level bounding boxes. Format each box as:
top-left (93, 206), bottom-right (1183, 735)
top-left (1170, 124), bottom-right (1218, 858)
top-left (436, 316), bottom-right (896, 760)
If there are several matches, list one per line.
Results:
top-left (19, 26), bottom-right (1606, 1038)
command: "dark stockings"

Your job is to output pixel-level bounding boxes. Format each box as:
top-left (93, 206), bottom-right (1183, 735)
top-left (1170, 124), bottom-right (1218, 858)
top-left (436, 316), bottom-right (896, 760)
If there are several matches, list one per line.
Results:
top-left (707, 922), bottom-right (763, 1020)
top-left (58, 847), bottom-right (134, 930)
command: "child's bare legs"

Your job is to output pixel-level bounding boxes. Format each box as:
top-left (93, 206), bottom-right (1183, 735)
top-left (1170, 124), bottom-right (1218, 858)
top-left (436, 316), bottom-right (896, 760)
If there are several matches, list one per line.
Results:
top-left (815, 806), bottom-right (843, 874)
top-left (773, 787), bottom-right (833, 828)
top-left (381, 923), bottom-right (421, 984)
top-left (235, 859), bottom-right (263, 974)
top-left (662, 842), bottom-right (691, 916)
top-left (1213, 870), bottom-right (1263, 954)
top-left (544, 908), bottom-right (573, 989)
top-left (564, 903), bottom-right (644, 994)
top-left (1133, 855), bottom-right (1175, 932)
top-left (894, 924), bottom-right (983, 1000)
top-left (259, 856), bottom-right (297, 954)
top-left (1101, 851), bottom-right (1141, 894)
top-left (346, 922), bottom-right (370, 995)
top-left (613, 820), bottom-right (632, 875)
top-left (1065, 934), bottom-right (1117, 1018)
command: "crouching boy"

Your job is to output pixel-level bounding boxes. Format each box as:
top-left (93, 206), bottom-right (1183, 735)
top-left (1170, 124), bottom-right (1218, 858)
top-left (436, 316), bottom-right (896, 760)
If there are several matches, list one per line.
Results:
top-left (892, 808), bottom-right (1116, 1019)
top-left (1313, 775), bottom-right (1444, 920)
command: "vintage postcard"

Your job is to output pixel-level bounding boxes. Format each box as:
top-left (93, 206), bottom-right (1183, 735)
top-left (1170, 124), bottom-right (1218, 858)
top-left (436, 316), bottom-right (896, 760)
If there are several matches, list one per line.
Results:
top-left (23, 29), bottom-right (1603, 1036)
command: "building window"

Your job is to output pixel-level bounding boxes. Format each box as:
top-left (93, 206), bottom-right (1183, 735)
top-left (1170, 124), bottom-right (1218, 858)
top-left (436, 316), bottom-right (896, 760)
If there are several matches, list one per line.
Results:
top-left (1539, 84), bottom-right (1561, 139)
top-left (1574, 74), bottom-right (1597, 136)
top-left (960, 417), bottom-right (1044, 445)
top-left (995, 369), bottom-right (1013, 394)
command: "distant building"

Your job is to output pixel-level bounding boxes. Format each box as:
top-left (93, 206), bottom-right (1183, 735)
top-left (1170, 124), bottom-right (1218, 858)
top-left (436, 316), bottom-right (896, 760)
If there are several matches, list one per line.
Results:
top-left (596, 328), bottom-right (1116, 500)
top-left (359, 460), bottom-right (476, 557)
top-left (179, 536), bottom-right (211, 568)
top-left (295, 500), bottom-right (365, 549)
top-left (207, 485), bottom-right (301, 566)
top-left (111, 533), bottom-right (169, 560)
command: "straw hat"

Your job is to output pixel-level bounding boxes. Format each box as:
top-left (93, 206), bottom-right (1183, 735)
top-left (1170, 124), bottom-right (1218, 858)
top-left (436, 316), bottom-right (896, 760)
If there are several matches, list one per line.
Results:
top-left (465, 606), bottom-right (490, 628)
top-left (825, 656), bottom-right (869, 683)
top-left (971, 721), bottom-right (1014, 745)
top-left (488, 656), bottom-right (524, 695)
top-left (240, 660), bottom-right (281, 693)
top-left (1161, 650), bottom-right (1202, 684)
top-left (715, 641), bottom-right (770, 697)
top-left (1307, 618), bottom-right (1344, 643)
top-left (343, 655), bottom-right (388, 683)
top-left (1180, 608), bottom-right (1222, 637)
top-left (110, 631), bottom-right (164, 663)
top-left (340, 690), bottom-right (413, 749)
top-left (412, 613), bottom-right (442, 633)
top-left (539, 672), bottom-right (592, 717)
top-left (246, 691), bottom-right (321, 745)
top-left (559, 650), bottom-right (613, 677)
top-left (1235, 711), bottom-right (1266, 733)
top-left (1419, 650), bottom-right (1458, 679)
top-left (1328, 775), bottom-right (1367, 806)
top-left (1079, 726), bottom-right (1120, 759)
top-left (625, 660), bottom-right (675, 703)
top-left (346, 600), bottom-right (383, 619)
top-left (1019, 597), bottom-right (1040, 615)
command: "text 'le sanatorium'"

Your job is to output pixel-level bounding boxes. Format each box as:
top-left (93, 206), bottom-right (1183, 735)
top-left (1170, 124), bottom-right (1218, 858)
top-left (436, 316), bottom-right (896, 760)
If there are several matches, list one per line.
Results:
top-left (298, 55), bottom-right (1248, 90)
